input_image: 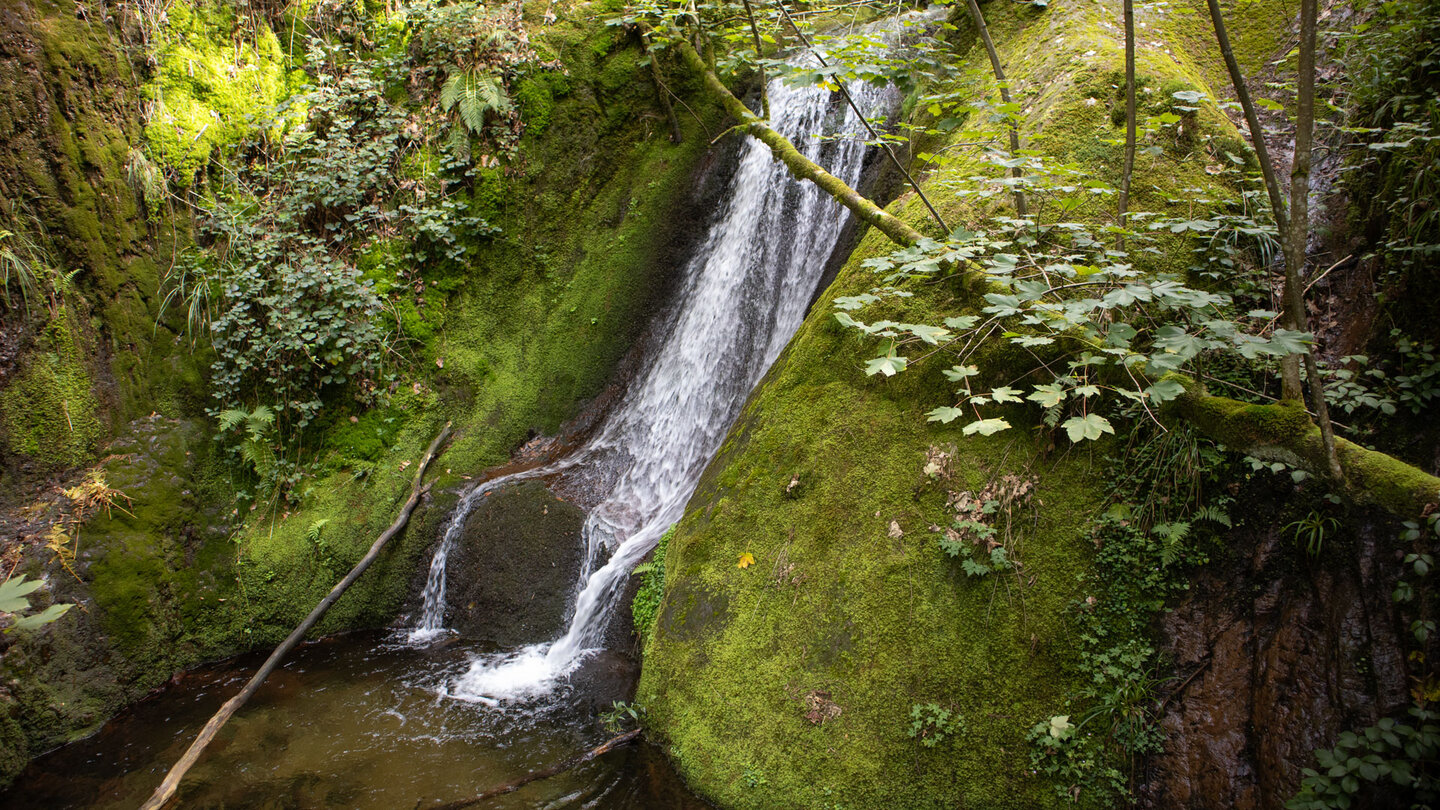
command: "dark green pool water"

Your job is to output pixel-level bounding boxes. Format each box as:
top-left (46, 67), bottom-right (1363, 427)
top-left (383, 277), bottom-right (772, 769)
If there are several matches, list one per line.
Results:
top-left (0, 632), bottom-right (708, 809)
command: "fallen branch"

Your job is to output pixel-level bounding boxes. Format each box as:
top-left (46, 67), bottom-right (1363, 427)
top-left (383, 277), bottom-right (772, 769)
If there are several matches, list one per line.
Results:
top-left (675, 38), bottom-right (924, 247)
top-left (423, 729), bottom-right (643, 810)
top-left (140, 422), bottom-right (454, 810)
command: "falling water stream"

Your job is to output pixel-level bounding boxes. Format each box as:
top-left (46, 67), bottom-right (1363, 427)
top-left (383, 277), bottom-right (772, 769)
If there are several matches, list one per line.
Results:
top-left (414, 72), bottom-right (898, 704)
top-left (0, 47), bottom-right (903, 810)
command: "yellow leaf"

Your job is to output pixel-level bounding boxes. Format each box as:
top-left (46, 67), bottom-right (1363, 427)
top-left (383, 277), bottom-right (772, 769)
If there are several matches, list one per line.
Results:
top-left (737, 552), bottom-right (755, 569)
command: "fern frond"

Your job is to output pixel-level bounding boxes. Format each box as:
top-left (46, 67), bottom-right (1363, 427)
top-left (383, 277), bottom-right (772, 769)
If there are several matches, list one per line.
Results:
top-left (441, 70), bottom-right (510, 135)
top-left (217, 408), bottom-right (249, 432)
top-left (305, 518), bottom-right (330, 544)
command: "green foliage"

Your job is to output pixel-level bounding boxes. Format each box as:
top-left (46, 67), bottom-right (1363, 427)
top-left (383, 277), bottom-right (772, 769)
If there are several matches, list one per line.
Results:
top-left (1288, 707), bottom-right (1440, 810)
top-left (1287, 510), bottom-right (1340, 558)
top-left (1336, 0), bottom-right (1440, 286)
top-left (0, 229), bottom-right (42, 315)
top-left (1322, 334), bottom-right (1440, 426)
top-left (631, 525), bottom-right (674, 644)
top-left (909, 703), bottom-right (964, 748)
top-left (0, 575), bottom-right (73, 634)
top-left (834, 149), bottom-right (1291, 447)
top-left (601, 700), bottom-right (648, 732)
top-left (1028, 425), bottom-right (1232, 805)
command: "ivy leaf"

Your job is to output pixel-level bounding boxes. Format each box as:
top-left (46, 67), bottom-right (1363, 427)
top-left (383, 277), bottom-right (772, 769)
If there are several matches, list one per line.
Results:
top-left (865, 355), bottom-right (908, 377)
top-left (963, 418), bottom-right (1012, 436)
top-left (1062, 413), bottom-right (1115, 442)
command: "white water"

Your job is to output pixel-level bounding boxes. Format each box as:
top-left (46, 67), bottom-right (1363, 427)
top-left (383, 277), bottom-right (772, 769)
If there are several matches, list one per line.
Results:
top-left (413, 70), bottom-right (897, 701)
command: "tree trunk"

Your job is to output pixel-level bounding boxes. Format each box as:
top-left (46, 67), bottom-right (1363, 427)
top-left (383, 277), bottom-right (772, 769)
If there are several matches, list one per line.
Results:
top-left (1168, 382), bottom-right (1436, 518)
top-left (963, 0), bottom-right (1028, 217)
top-left (1117, 0), bottom-right (1136, 240)
top-left (675, 39), bottom-right (924, 247)
top-left (140, 423), bottom-right (454, 810)
top-left (1284, 0), bottom-right (1342, 479)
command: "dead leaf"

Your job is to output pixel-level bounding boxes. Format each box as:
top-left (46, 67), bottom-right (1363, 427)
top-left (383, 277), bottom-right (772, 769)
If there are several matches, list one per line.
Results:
top-left (737, 552), bottom-right (755, 569)
top-left (888, 520), bottom-right (903, 539)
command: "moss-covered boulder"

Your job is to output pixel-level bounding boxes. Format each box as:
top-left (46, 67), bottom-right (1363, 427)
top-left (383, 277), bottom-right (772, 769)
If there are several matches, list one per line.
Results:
top-left (637, 0), bottom-right (1289, 807)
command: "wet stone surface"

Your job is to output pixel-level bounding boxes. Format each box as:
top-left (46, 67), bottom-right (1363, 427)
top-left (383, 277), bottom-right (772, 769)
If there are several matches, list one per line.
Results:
top-left (446, 480), bottom-right (587, 646)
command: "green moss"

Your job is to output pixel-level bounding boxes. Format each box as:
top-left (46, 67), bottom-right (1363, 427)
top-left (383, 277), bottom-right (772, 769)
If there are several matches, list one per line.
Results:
top-left (142, 0), bottom-right (297, 184)
top-left (632, 525), bottom-right (675, 644)
top-left (0, 309), bottom-right (102, 468)
top-left (638, 0), bottom-right (1291, 806)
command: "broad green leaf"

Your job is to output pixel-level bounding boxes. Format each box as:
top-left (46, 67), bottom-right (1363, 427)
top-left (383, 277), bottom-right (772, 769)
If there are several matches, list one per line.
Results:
top-left (943, 365), bottom-right (980, 381)
top-left (1027, 385), bottom-right (1067, 408)
top-left (865, 355), bottom-right (908, 377)
top-left (1062, 413), bottom-right (1115, 442)
top-left (0, 576), bottom-right (43, 614)
top-left (989, 386), bottom-right (1023, 404)
top-left (963, 417), bottom-right (1012, 436)
top-left (906, 323), bottom-right (952, 345)
top-left (943, 315), bottom-right (979, 330)
top-left (1145, 377), bottom-right (1187, 403)
top-left (926, 407), bottom-right (966, 424)
top-left (833, 294), bottom-right (879, 311)
top-left (9, 603), bottom-right (72, 632)
top-left (1011, 334), bottom-right (1055, 348)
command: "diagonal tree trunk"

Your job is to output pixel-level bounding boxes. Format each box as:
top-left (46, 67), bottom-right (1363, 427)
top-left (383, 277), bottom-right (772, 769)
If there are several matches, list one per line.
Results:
top-left (675, 39), bottom-right (924, 247)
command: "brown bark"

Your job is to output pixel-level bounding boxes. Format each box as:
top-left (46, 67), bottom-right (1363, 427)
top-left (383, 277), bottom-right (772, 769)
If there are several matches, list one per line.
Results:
top-left (140, 423), bottom-right (454, 810)
top-left (676, 39), bottom-right (925, 247)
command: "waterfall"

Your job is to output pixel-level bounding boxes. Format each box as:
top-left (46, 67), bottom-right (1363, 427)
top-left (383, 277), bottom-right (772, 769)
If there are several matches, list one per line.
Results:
top-left (413, 66), bottom-right (898, 700)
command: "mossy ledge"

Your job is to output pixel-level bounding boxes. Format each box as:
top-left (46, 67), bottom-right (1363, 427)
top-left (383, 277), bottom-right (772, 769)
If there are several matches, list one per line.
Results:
top-left (1169, 378), bottom-right (1440, 518)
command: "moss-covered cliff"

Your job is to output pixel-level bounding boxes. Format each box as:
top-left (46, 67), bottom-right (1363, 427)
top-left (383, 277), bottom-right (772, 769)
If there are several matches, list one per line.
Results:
top-left (0, 0), bottom-right (723, 785)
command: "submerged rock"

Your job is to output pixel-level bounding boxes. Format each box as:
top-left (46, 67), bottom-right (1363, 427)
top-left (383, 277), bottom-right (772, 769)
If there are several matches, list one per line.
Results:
top-left (443, 480), bottom-right (586, 646)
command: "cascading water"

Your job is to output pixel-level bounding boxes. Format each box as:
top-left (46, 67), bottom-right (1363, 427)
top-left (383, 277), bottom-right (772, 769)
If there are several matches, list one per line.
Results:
top-left (412, 65), bottom-right (898, 701)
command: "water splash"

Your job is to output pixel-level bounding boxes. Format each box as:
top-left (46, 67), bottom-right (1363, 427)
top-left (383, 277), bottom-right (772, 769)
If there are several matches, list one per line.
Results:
top-left (417, 71), bottom-right (898, 700)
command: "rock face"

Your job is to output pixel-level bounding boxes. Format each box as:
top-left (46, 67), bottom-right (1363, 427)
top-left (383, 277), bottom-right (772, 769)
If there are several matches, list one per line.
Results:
top-left (444, 480), bottom-right (587, 646)
top-left (1140, 500), bottom-right (1412, 810)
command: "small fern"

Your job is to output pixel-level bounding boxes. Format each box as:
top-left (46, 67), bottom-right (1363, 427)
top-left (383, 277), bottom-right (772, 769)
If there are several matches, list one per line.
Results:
top-left (440, 70), bottom-right (511, 135)
top-left (305, 518), bottom-right (331, 544)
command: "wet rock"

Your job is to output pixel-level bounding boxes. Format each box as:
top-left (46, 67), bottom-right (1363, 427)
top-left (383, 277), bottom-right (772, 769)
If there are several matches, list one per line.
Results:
top-left (1140, 501), bottom-right (1411, 810)
top-left (443, 480), bottom-right (586, 646)
top-left (569, 648), bottom-right (641, 714)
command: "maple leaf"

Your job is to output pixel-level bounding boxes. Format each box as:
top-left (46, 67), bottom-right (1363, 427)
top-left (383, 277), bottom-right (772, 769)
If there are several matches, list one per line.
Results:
top-left (737, 552), bottom-right (756, 569)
